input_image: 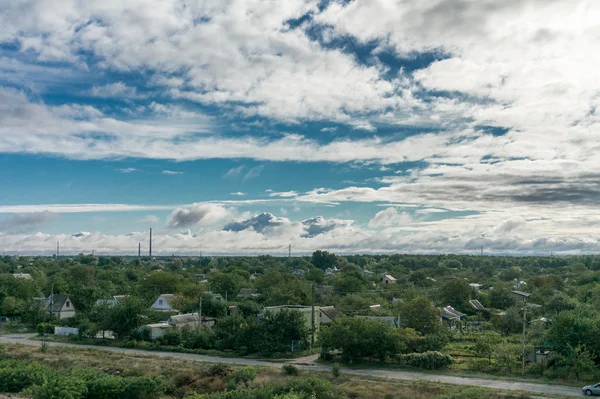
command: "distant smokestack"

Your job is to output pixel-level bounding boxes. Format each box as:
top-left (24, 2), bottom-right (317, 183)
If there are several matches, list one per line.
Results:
top-left (149, 228), bottom-right (152, 257)
top-left (138, 243), bottom-right (141, 257)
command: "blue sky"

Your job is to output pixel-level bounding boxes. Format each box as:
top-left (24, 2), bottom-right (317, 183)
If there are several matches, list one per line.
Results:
top-left (0, 0), bottom-right (599, 255)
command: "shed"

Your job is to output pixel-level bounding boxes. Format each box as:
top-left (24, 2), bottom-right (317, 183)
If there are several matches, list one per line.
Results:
top-left (145, 323), bottom-right (172, 340)
top-left (381, 275), bottom-right (396, 285)
top-left (319, 306), bottom-right (342, 324)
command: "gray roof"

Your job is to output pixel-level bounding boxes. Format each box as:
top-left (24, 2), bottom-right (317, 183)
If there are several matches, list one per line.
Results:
top-left (34, 295), bottom-right (73, 313)
top-left (320, 306), bottom-right (342, 321)
top-left (168, 313), bottom-right (200, 326)
top-left (442, 306), bottom-right (465, 320)
top-left (469, 299), bottom-right (485, 310)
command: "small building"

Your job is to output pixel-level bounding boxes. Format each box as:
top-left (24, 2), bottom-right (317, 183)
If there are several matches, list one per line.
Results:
top-left (145, 323), bottom-right (172, 340)
top-left (469, 283), bottom-right (483, 290)
top-left (203, 291), bottom-right (225, 301)
top-left (292, 269), bottom-right (305, 276)
top-left (441, 306), bottom-right (465, 328)
top-left (363, 270), bottom-right (374, 277)
top-left (167, 313), bottom-right (216, 329)
top-left (237, 288), bottom-right (258, 299)
top-left (33, 294), bottom-right (76, 319)
top-left (227, 305), bottom-right (239, 316)
top-left (13, 273), bottom-right (33, 280)
top-left (319, 306), bottom-right (342, 324)
top-left (381, 275), bottom-right (396, 285)
top-left (150, 294), bottom-right (179, 312)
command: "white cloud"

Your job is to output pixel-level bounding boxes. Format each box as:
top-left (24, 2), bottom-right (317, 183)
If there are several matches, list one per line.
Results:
top-left (116, 167), bottom-right (140, 173)
top-left (137, 215), bottom-right (159, 224)
top-left (166, 203), bottom-right (231, 228)
top-left (89, 82), bottom-right (141, 99)
top-left (230, 192), bottom-right (246, 196)
top-left (161, 170), bottom-right (183, 175)
top-left (243, 165), bottom-right (264, 181)
top-left (224, 165), bottom-right (245, 178)
top-left (0, 204), bottom-right (174, 213)
top-left (0, 211), bottom-right (59, 233)
top-left (368, 207), bottom-right (413, 228)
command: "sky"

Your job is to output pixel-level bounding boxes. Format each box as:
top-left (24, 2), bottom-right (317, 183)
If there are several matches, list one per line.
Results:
top-left (1, 0), bottom-right (600, 256)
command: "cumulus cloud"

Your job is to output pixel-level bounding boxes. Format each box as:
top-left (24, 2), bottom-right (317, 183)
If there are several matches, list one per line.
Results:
top-left (117, 168), bottom-right (140, 173)
top-left (0, 211), bottom-right (59, 233)
top-left (231, 192), bottom-right (246, 196)
top-left (162, 170), bottom-right (183, 175)
top-left (167, 203), bottom-right (231, 228)
top-left (368, 208), bottom-right (413, 228)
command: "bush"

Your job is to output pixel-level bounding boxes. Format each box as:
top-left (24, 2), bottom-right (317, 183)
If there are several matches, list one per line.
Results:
top-left (183, 329), bottom-right (217, 350)
top-left (397, 351), bottom-right (454, 370)
top-left (158, 328), bottom-right (182, 347)
top-left (25, 374), bottom-right (88, 399)
top-left (282, 364), bottom-right (299, 376)
top-left (36, 322), bottom-right (55, 335)
top-left (331, 363), bottom-right (341, 378)
top-left (231, 366), bottom-right (258, 388)
top-left (420, 332), bottom-right (450, 352)
top-left (0, 360), bottom-right (50, 392)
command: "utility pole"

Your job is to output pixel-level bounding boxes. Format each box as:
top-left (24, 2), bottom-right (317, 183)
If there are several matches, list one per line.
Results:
top-left (199, 294), bottom-right (203, 327)
top-left (138, 243), bottom-right (141, 257)
top-left (311, 284), bottom-right (315, 346)
top-left (56, 242), bottom-right (59, 259)
top-left (521, 296), bottom-right (528, 375)
top-left (288, 244), bottom-right (291, 258)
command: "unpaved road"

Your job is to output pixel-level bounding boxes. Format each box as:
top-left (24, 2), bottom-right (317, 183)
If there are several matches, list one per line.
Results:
top-left (0, 334), bottom-right (582, 397)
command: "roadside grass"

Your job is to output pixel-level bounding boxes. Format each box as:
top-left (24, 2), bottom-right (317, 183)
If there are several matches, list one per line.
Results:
top-left (0, 343), bottom-right (567, 399)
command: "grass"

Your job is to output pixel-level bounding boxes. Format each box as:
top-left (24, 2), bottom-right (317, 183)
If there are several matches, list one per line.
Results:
top-left (0, 343), bottom-right (568, 399)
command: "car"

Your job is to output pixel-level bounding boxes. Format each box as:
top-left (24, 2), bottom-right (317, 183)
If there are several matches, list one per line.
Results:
top-left (583, 383), bottom-right (600, 396)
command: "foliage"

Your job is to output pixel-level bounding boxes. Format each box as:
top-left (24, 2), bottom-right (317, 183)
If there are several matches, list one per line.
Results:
top-left (473, 332), bottom-right (501, 364)
top-left (438, 279), bottom-right (473, 311)
top-left (331, 363), bottom-right (341, 378)
top-left (399, 297), bottom-right (441, 335)
top-left (397, 351), bottom-right (453, 370)
top-left (25, 374), bottom-right (88, 399)
top-left (36, 322), bottom-right (55, 335)
top-left (231, 366), bottom-right (258, 388)
top-left (282, 364), bottom-right (299, 376)
top-left (544, 308), bottom-right (600, 360)
top-left (554, 344), bottom-right (595, 380)
top-left (106, 298), bottom-right (146, 339)
top-left (320, 317), bottom-right (405, 362)
top-left (311, 251), bottom-right (337, 270)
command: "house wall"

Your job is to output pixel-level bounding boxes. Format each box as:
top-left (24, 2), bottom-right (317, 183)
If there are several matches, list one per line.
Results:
top-left (57, 300), bottom-right (76, 319)
top-left (151, 296), bottom-right (173, 311)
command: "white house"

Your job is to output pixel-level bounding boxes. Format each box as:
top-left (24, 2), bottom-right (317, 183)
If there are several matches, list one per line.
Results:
top-left (13, 273), bottom-right (33, 280)
top-left (150, 294), bottom-right (178, 311)
top-left (34, 294), bottom-right (76, 319)
top-left (145, 322), bottom-right (172, 340)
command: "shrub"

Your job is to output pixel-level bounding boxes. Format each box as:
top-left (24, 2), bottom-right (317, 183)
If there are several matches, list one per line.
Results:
top-left (36, 322), bottom-right (55, 335)
top-left (331, 363), bottom-right (341, 378)
top-left (397, 351), bottom-right (454, 370)
top-left (40, 340), bottom-right (49, 353)
top-left (158, 328), bottom-right (182, 346)
top-left (0, 360), bottom-right (50, 392)
top-left (206, 364), bottom-right (233, 379)
top-left (232, 366), bottom-right (258, 388)
top-left (25, 374), bottom-right (88, 399)
top-left (420, 332), bottom-right (450, 352)
top-left (183, 329), bottom-right (217, 350)
top-left (282, 364), bottom-right (299, 376)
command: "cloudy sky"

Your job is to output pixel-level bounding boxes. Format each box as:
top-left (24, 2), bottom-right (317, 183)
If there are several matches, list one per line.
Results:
top-left (1, 0), bottom-right (599, 255)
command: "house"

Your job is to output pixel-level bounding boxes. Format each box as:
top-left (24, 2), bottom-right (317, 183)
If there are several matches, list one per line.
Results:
top-left (150, 294), bottom-right (179, 311)
top-left (263, 305), bottom-right (321, 339)
top-left (515, 280), bottom-right (527, 290)
top-left (237, 288), bottom-right (260, 299)
top-left (227, 305), bottom-right (239, 316)
top-left (469, 283), bottom-right (483, 290)
top-left (250, 272), bottom-right (263, 280)
top-left (381, 275), bottom-right (396, 285)
top-left (13, 273), bottom-right (33, 280)
top-left (145, 322), bottom-right (172, 340)
top-left (292, 269), bottom-right (305, 276)
top-left (441, 306), bottom-right (465, 328)
top-left (469, 299), bottom-right (485, 310)
top-left (167, 313), bottom-right (216, 329)
top-left (363, 270), bottom-right (374, 277)
top-left (33, 294), bottom-right (76, 319)
top-left (203, 291), bottom-right (225, 301)
top-left (319, 306), bottom-right (342, 324)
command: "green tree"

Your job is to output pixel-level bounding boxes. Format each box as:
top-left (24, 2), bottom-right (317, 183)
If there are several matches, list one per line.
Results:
top-left (488, 287), bottom-right (516, 309)
top-left (438, 279), bottom-right (472, 310)
top-left (399, 297), bottom-right (441, 335)
top-left (473, 332), bottom-right (501, 365)
top-left (311, 251), bottom-right (337, 270)
top-left (320, 317), bottom-right (405, 362)
top-left (107, 299), bottom-right (146, 339)
top-left (544, 309), bottom-right (600, 360)
top-left (1, 296), bottom-right (25, 317)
